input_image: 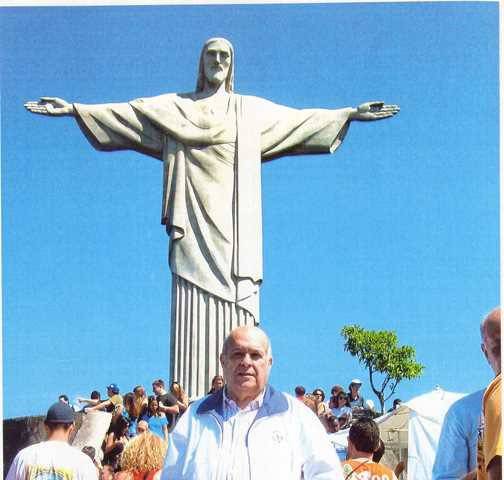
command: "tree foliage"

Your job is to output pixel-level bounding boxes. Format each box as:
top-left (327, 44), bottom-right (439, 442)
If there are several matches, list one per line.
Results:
top-left (341, 325), bottom-right (424, 413)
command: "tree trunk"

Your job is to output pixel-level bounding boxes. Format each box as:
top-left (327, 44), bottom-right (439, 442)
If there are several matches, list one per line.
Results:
top-left (378, 392), bottom-right (385, 414)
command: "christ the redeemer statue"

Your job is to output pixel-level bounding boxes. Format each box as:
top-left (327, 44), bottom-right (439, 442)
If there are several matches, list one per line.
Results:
top-left (25, 37), bottom-right (399, 398)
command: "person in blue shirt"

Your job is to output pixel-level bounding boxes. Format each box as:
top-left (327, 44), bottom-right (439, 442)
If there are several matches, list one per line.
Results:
top-left (146, 396), bottom-right (169, 443)
top-left (432, 389), bottom-right (485, 479)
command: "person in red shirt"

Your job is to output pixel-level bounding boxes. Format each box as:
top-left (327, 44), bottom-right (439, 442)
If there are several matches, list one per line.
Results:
top-left (342, 418), bottom-right (397, 479)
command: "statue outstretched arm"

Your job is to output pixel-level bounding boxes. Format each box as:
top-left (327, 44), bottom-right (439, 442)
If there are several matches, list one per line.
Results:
top-left (24, 97), bottom-right (75, 116)
top-left (349, 101), bottom-right (400, 121)
top-left (25, 96), bottom-right (164, 160)
top-left (253, 96), bottom-right (399, 161)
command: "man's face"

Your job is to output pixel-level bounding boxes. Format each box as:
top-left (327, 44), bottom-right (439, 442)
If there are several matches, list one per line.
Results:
top-left (203, 40), bottom-right (231, 88)
top-left (482, 332), bottom-right (501, 374)
top-left (481, 308), bottom-right (501, 375)
top-left (152, 383), bottom-right (162, 395)
top-left (220, 328), bottom-right (272, 403)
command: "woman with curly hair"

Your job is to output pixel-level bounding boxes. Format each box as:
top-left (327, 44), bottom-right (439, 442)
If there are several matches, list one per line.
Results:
top-left (116, 431), bottom-right (167, 480)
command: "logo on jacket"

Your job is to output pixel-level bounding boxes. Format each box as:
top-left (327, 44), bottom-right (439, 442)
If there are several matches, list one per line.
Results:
top-left (272, 430), bottom-right (284, 443)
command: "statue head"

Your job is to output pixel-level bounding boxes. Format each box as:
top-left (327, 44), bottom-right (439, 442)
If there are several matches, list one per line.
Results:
top-left (196, 37), bottom-right (234, 93)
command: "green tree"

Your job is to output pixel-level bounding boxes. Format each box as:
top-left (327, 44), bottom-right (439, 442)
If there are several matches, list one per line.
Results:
top-left (341, 325), bottom-right (424, 414)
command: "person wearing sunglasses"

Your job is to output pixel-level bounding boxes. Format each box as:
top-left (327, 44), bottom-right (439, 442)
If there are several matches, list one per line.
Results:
top-left (330, 392), bottom-right (352, 429)
top-left (312, 389), bottom-right (329, 417)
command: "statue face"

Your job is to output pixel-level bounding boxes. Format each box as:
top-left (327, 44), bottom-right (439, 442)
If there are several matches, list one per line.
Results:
top-left (203, 39), bottom-right (232, 88)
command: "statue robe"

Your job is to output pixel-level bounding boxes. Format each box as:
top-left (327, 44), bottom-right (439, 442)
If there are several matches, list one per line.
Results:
top-left (74, 93), bottom-right (351, 396)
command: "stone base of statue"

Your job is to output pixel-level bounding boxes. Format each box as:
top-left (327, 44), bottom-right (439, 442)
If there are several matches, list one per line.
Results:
top-left (170, 275), bottom-right (256, 398)
top-left (72, 411), bottom-right (112, 463)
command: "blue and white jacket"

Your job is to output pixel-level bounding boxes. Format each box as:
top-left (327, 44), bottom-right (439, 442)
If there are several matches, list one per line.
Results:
top-left (161, 385), bottom-right (343, 479)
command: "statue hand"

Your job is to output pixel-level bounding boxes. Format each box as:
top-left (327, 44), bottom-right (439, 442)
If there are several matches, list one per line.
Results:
top-left (350, 101), bottom-right (399, 121)
top-left (24, 97), bottom-right (74, 116)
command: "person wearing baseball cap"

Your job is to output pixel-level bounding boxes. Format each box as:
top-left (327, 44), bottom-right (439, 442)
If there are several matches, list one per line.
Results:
top-left (85, 383), bottom-right (123, 413)
top-left (348, 378), bottom-right (366, 410)
top-left (6, 402), bottom-right (97, 480)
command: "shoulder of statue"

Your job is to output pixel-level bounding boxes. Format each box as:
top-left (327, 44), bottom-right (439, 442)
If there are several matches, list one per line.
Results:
top-left (234, 94), bottom-right (282, 119)
top-left (237, 93), bottom-right (273, 105)
top-left (130, 92), bottom-right (178, 106)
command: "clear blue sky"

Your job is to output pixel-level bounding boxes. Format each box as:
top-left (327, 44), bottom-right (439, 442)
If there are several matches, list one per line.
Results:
top-left (2, 2), bottom-right (499, 418)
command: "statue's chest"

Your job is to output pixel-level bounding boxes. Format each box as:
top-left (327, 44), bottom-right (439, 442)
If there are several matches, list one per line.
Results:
top-left (179, 96), bottom-right (236, 129)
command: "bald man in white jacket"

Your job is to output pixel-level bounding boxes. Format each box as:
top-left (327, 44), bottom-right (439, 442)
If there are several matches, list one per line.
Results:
top-left (162, 326), bottom-right (343, 479)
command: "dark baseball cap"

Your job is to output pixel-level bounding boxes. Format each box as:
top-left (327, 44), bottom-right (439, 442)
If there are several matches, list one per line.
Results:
top-left (45, 401), bottom-right (74, 424)
top-left (106, 383), bottom-right (120, 394)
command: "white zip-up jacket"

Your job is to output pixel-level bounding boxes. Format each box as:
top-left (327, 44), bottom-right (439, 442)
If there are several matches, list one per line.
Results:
top-left (161, 385), bottom-right (344, 479)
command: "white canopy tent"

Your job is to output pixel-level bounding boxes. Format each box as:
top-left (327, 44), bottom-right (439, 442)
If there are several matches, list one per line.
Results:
top-left (405, 387), bottom-right (465, 480)
top-left (328, 387), bottom-right (466, 480)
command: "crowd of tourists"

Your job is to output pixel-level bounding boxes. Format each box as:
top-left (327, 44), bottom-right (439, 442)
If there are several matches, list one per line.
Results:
top-left (45, 375), bottom-right (398, 479)
top-left (23, 374), bottom-right (392, 479)
top-left (294, 379), bottom-right (382, 434)
top-left (6, 397), bottom-right (401, 480)
top-left (46, 375), bottom-right (226, 476)
top-left (6, 306), bottom-right (500, 480)
top-left (67, 379), bottom-right (187, 472)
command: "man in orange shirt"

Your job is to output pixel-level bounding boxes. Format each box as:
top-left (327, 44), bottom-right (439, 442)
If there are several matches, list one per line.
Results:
top-left (476, 307), bottom-right (502, 480)
top-left (342, 418), bottom-right (397, 479)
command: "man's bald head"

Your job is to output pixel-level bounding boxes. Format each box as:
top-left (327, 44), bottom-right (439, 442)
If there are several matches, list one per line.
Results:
top-left (222, 326), bottom-right (272, 357)
top-left (481, 307), bottom-right (501, 375)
